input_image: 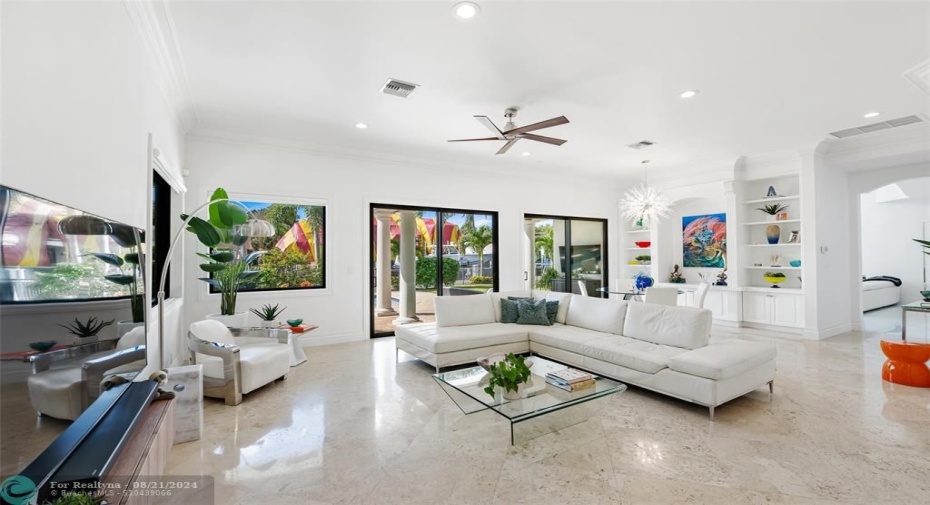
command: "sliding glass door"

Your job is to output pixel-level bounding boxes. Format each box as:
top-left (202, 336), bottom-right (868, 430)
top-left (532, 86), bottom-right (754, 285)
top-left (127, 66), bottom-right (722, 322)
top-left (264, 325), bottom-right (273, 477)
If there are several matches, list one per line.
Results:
top-left (525, 215), bottom-right (607, 297)
top-left (370, 204), bottom-right (498, 337)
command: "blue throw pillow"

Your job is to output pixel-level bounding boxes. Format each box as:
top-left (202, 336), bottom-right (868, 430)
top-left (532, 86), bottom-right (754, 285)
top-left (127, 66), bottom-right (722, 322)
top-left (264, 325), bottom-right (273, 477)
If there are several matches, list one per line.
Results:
top-left (516, 298), bottom-right (551, 326)
top-left (500, 298), bottom-right (519, 324)
top-left (545, 300), bottom-right (559, 325)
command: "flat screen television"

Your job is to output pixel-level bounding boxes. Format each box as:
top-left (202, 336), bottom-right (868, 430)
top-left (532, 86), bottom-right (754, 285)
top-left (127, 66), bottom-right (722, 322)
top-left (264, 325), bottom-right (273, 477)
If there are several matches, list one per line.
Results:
top-left (0, 185), bottom-right (148, 460)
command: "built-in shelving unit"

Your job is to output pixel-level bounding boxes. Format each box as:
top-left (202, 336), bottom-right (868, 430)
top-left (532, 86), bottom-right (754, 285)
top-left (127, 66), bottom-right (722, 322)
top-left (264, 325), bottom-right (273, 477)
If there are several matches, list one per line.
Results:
top-left (620, 224), bottom-right (653, 282)
top-left (737, 173), bottom-right (805, 330)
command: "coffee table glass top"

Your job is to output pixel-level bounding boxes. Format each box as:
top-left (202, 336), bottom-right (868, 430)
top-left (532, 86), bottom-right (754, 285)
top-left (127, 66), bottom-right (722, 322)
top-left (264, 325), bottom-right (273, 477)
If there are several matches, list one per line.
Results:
top-left (432, 356), bottom-right (625, 423)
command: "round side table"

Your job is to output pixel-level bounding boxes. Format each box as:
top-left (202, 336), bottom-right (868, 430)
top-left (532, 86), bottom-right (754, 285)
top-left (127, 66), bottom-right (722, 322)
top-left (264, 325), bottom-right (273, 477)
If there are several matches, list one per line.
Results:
top-left (880, 340), bottom-right (930, 388)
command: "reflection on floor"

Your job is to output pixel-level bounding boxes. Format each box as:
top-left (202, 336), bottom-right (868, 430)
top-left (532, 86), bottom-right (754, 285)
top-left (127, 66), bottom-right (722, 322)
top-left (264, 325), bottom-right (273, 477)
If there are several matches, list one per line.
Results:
top-left (161, 324), bottom-right (929, 504)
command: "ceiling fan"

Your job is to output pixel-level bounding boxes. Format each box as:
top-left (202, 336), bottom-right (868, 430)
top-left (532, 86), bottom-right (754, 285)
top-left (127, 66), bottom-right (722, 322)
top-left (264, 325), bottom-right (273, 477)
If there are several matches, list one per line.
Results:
top-left (448, 108), bottom-right (569, 155)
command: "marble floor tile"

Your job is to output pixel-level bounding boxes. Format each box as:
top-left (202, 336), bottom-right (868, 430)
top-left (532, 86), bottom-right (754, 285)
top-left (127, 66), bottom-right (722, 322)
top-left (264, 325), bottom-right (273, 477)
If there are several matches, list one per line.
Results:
top-left (4, 323), bottom-right (928, 504)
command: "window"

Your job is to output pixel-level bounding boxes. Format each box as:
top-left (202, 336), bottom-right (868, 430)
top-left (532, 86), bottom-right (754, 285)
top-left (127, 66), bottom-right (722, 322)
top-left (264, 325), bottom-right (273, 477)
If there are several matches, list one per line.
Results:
top-left (209, 200), bottom-right (326, 293)
top-left (152, 171), bottom-right (171, 302)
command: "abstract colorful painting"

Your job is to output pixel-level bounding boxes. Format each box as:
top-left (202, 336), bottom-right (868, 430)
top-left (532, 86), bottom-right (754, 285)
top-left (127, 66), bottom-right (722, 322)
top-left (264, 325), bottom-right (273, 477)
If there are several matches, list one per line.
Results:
top-left (682, 214), bottom-right (727, 268)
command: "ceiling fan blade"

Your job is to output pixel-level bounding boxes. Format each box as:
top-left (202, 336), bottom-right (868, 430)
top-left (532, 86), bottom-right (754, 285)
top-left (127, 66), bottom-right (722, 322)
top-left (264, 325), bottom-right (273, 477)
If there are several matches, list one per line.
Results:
top-left (503, 116), bottom-right (569, 136)
top-left (519, 133), bottom-right (567, 146)
top-left (496, 138), bottom-right (520, 155)
top-left (474, 116), bottom-right (507, 140)
top-left (447, 137), bottom-right (502, 142)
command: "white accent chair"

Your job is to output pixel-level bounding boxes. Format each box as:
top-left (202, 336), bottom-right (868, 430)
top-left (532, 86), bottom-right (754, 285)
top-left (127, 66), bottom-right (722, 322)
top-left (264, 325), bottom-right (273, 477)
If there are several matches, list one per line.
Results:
top-left (644, 287), bottom-right (678, 306)
top-left (577, 280), bottom-right (589, 296)
top-left (188, 320), bottom-right (291, 406)
top-left (27, 326), bottom-right (147, 420)
top-left (693, 282), bottom-right (710, 308)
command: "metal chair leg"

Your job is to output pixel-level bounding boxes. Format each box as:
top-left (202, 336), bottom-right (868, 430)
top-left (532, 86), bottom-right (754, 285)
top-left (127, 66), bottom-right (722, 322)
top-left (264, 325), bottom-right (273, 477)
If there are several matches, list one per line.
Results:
top-left (768, 380), bottom-right (774, 397)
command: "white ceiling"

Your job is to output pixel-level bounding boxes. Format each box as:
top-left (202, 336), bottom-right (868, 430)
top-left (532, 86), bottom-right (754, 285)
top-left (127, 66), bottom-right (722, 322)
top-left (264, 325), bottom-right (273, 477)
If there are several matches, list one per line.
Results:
top-left (166, 0), bottom-right (930, 178)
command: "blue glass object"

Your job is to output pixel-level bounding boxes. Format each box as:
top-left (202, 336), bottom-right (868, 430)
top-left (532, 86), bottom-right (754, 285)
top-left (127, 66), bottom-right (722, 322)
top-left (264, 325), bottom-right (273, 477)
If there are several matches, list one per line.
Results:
top-left (634, 273), bottom-right (654, 291)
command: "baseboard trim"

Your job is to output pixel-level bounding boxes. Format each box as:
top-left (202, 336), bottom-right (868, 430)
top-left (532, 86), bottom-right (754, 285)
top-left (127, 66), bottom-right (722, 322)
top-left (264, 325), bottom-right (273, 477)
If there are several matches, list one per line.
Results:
top-left (803, 322), bottom-right (853, 340)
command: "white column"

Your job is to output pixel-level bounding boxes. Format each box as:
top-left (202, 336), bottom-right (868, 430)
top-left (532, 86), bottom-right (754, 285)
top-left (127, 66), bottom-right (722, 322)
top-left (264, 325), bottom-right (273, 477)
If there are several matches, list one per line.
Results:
top-left (394, 210), bottom-right (420, 325)
top-left (524, 219), bottom-right (537, 290)
top-left (374, 210), bottom-right (397, 316)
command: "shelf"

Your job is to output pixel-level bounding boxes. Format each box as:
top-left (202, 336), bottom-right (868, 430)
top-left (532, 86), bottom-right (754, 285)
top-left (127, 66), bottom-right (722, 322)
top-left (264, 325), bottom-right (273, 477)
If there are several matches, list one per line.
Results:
top-left (745, 266), bottom-right (801, 270)
top-left (743, 219), bottom-right (801, 226)
top-left (742, 195), bottom-right (800, 205)
top-left (624, 247), bottom-right (652, 251)
top-left (742, 286), bottom-right (803, 294)
top-left (745, 243), bottom-right (801, 247)
top-left (624, 264), bottom-right (650, 268)
top-left (624, 229), bottom-right (651, 234)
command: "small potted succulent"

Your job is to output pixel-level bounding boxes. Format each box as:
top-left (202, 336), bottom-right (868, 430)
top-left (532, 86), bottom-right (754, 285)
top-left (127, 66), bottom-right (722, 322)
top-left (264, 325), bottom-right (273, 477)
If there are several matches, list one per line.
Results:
top-left (756, 203), bottom-right (789, 221)
top-left (58, 316), bottom-right (114, 345)
top-left (250, 303), bottom-right (287, 328)
top-left (483, 353), bottom-right (532, 400)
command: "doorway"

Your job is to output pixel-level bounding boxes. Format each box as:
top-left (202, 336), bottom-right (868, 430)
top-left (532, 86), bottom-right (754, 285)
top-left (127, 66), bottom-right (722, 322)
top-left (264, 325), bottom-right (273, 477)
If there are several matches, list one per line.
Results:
top-left (524, 215), bottom-right (608, 297)
top-left (370, 204), bottom-right (499, 337)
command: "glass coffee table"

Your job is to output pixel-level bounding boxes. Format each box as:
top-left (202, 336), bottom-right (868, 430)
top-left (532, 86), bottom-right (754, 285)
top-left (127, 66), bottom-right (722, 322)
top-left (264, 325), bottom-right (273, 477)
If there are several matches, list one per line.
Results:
top-left (433, 356), bottom-right (625, 444)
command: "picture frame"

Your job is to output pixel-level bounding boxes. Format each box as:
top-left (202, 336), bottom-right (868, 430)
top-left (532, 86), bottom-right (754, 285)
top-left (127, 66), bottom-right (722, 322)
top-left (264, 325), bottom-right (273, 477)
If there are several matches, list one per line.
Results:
top-left (787, 230), bottom-right (800, 243)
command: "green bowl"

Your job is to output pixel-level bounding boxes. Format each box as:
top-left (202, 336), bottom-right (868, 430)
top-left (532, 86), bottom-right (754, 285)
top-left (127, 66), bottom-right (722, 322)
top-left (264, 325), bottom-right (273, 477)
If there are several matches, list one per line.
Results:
top-left (921, 290), bottom-right (930, 302)
top-left (29, 341), bottom-right (57, 352)
top-left (286, 319), bottom-right (303, 327)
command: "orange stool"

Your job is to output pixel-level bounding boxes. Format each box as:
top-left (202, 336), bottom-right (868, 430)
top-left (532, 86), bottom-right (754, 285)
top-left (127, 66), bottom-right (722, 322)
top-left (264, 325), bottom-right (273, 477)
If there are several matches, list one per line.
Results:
top-left (880, 340), bottom-right (930, 388)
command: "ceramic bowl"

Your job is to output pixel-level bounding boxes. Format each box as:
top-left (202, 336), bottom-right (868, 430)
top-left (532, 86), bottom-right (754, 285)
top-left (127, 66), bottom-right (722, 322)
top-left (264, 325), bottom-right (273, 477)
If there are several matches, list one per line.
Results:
top-left (789, 260), bottom-right (801, 267)
top-left (921, 290), bottom-right (930, 302)
top-left (634, 241), bottom-right (651, 248)
top-left (29, 341), bottom-right (57, 352)
top-left (764, 276), bottom-right (786, 284)
top-left (286, 318), bottom-right (303, 327)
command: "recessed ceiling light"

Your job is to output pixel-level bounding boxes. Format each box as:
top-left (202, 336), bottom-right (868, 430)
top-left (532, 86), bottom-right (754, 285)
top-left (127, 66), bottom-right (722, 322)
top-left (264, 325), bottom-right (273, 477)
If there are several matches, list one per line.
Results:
top-left (679, 90), bottom-right (699, 99)
top-left (521, 152), bottom-right (530, 157)
top-left (863, 111), bottom-right (880, 118)
top-left (453, 1), bottom-right (480, 20)
top-left (355, 123), bottom-right (368, 129)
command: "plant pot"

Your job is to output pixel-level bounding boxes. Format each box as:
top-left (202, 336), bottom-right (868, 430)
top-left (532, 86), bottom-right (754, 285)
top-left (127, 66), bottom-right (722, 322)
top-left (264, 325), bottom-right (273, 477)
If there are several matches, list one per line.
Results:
top-left (502, 384), bottom-right (524, 400)
top-left (117, 320), bottom-right (144, 339)
top-left (260, 320), bottom-right (276, 329)
top-left (765, 225), bottom-right (781, 244)
top-left (73, 335), bottom-right (98, 346)
top-left (207, 312), bottom-right (249, 328)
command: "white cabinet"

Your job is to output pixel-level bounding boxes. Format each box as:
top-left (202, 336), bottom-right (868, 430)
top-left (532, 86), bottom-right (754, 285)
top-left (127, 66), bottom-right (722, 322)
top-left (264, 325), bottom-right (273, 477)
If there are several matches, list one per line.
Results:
top-left (742, 290), bottom-right (804, 328)
top-left (672, 286), bottom-right (740, 322)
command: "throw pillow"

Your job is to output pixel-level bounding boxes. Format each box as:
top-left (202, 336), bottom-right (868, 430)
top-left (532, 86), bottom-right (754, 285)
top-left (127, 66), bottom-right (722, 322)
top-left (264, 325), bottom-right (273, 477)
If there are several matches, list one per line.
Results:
top-left (500, 298), bottom-right (519, 324)
top-left (545, 300), bottom-right (560, 325)
top-left (516, 298), bottom-right (551, 326)
top-left (507, 296), bottom-right (533, 302)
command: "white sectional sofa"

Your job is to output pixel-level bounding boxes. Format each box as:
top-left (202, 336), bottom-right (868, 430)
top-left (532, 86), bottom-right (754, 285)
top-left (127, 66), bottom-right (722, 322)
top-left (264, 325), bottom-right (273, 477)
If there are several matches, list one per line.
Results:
top-left (394, 290), bottom-right (776, 419)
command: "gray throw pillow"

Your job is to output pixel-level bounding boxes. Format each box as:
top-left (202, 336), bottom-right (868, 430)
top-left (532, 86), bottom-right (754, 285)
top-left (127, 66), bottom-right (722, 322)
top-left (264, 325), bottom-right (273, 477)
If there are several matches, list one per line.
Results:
top-left (545, 300), bottom-right (559, 325)
top-left (517, 298), bottom-right (551, 326)
top-left (500, 298), bottom-right (519, 324)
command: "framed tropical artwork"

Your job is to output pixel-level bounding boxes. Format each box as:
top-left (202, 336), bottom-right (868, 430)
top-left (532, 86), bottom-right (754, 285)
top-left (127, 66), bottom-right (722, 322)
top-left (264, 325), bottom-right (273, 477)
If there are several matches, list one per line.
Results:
top-left (682, 214), bottom-right (726, 268)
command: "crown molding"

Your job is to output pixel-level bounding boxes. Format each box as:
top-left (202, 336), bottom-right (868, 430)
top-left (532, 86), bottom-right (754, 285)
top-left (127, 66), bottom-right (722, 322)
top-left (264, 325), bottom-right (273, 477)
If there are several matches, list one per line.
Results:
top-left (123, 0), bottom-right (199, 132)
top-left (185, 128), bottom-right (602, 186)
top-left (818, 122), bottom-right (930, 171)
top-left (904, 58), bottom-right (930, 97)
top-left (735, 151), bottom-right (803, 180)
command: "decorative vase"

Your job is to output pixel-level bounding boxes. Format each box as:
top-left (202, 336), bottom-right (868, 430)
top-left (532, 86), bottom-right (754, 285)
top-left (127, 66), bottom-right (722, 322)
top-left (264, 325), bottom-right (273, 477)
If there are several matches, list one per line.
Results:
top-left (207, 312), bottom-right (249, 328)
top-left (765, 224), bottom-right (781, 245)
top-left (260, 320), bottom-right (276, 329)
top-left (73, 335), bottom-right (99, 346)
top-left (634, 274), bottom-right (654, 291)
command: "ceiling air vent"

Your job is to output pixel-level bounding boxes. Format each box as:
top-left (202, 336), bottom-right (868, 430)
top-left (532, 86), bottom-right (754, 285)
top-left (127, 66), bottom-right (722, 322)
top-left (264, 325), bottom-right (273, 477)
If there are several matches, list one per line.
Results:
top-left (627, 140), bottom-right (656, 150)
top-left (379, 78), bottom-right (419, 98)
top-left (829, 115), bottom-right (924, 139)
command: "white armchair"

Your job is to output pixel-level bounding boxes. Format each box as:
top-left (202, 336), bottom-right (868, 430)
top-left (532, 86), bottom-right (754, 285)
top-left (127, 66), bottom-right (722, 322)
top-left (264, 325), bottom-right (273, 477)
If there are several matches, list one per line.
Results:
top-left (188, 320), bottom-right (291, 406)
top-left (27, 326), bottom-right (147, 420)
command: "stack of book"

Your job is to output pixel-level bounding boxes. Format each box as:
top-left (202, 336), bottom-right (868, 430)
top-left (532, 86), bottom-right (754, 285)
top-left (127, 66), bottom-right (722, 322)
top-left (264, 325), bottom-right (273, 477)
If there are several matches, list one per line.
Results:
top-left (545, 368), bottom-right (596, 392)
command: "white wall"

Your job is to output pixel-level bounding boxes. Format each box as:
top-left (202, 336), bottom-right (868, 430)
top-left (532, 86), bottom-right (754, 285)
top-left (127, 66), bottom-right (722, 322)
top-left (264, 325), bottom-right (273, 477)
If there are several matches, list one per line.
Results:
top-left (0, 1), bottom-right (187, 370)
top-left (860, 177), bottom-right (930, 303)
top-left (181, 136), bottom-right (623, 349)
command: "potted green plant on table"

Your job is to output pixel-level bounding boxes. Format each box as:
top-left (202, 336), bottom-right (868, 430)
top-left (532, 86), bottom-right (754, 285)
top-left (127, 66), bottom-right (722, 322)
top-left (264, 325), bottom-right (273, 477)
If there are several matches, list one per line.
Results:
top-left (183, 188), bottom-right (264, 327)
top-left (250, 303), bottom-right (287, 328)
top-left (484, 353), bottom-right (532, 400)
top-left (58, 316), bottom-right (114, 345)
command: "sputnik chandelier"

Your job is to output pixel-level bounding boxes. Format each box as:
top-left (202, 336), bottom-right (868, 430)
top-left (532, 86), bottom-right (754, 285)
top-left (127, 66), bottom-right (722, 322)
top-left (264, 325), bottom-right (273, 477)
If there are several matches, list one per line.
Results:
top-left (619, 160), bottom-right (672, 227)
